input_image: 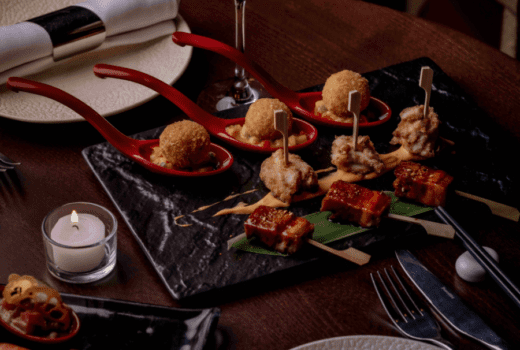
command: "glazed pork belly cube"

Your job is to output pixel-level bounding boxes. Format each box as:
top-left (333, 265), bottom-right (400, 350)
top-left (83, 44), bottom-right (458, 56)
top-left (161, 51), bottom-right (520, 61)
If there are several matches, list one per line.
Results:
top-left (244, 206), bottom-right (314, 254)
top-left (393, 161), bottom-right (453, 207)
top-left (321, 181), bottom-right (391, 227)
top-left (260, 149), bottom-right (318, 204)
top-left (331, 135), bottom-right (385, 174)
top-left (390, 105), bottom-right (440, 158)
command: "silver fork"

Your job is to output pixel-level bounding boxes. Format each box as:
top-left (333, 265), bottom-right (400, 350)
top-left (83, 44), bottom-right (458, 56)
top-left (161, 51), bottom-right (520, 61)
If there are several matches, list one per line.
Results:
top-left (371, 266), bottom-right (454, 350)
top-left (0, 151), bottom-right (20, 171)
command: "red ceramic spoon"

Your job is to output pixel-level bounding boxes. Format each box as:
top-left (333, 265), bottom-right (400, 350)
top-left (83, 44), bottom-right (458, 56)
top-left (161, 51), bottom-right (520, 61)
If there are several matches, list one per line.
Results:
top-left (171, 32), bottom-right (392, 128)
top-left (92, 64), bottom-right (318, 153)
top-left (0, 286), bottom-right (80, 344)
top-left (6, 77), bottom-right (233, 177)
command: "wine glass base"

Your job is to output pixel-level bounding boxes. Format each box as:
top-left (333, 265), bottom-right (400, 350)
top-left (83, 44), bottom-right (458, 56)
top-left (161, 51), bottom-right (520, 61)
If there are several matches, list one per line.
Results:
top-left (197, 77), bottom-right (270, 113)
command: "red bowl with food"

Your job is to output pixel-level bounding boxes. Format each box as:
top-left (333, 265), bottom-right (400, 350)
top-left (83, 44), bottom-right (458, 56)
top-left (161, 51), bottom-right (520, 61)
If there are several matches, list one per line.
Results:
top-left (0, 283), bottom-right (80, 344)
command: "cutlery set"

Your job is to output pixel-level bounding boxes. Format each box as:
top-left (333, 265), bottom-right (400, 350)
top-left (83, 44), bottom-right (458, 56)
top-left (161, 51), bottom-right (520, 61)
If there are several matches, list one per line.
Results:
top-left (372, 266), bottom-right (454, 350)
top-left (373, 250), bottom-right (511, 349)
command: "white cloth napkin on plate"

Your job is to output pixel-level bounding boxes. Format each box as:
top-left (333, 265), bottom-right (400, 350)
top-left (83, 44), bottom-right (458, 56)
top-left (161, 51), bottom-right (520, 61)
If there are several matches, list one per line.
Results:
top-left (0, 0), bottom-right (180, 85)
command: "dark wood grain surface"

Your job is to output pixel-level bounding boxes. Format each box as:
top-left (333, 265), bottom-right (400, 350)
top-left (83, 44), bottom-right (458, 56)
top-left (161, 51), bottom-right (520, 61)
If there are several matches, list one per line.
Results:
top-left (1, 1), bottom-right (519, 349)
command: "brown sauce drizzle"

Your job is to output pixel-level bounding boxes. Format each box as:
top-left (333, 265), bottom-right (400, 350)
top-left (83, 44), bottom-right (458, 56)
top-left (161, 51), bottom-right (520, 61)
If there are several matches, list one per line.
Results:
top-left (173, 189), bottom-right (258, 227)
top-left (315, 166), bottom-right (336, 174)
top-left (174, 215), bottom-right (191, 227)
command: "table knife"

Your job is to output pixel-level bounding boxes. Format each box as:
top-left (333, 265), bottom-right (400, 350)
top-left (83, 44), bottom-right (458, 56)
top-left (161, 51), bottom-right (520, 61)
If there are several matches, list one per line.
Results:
top-left (396, 249), bottom-right (509, 350)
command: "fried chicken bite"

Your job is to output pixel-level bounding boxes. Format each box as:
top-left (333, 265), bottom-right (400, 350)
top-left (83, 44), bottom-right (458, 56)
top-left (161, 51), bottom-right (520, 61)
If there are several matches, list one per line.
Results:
top-left (315, 70), bottom-right (371, 122)
top-left (260, 149), bottom-right (318, 204)
top-left (390, 105), bottom-right (440, 158)
top-left (331, 135), bottom-right (385, 174)
top-left (151, 120), bottom-right (212, 169)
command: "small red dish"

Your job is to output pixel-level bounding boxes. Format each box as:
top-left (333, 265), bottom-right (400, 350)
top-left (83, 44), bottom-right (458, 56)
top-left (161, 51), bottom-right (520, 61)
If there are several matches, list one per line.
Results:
top-left (6, 77), bottom-right (234, 177)
top-left (0, 286), bottom-right (80, 344)
top-left (171, 32), bottom-right (391, 129)
top-left (92, 64), bottom-right (318, 153)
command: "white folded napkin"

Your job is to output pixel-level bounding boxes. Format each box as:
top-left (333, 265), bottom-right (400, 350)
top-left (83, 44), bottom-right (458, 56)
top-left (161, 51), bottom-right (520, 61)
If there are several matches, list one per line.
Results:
top-left (0, 0), bottom-right (180, 85)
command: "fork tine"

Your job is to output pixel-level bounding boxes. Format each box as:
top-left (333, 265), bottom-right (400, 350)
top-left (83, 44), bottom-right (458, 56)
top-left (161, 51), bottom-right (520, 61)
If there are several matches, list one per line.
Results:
top-left (371, 271), bottom-right (406, 323)
top-left (0, 162), bottom-right (15, 170)
top-left (378, 270), bottom-right (408, 321)
top-left (389, 266), bottom-right (424, 317)
top-left (0, 152), bottom-right (20, 166)
top-left (372, 267), bottom-right (455, 350)
top-left (383, 268), bottom-right (416, 321)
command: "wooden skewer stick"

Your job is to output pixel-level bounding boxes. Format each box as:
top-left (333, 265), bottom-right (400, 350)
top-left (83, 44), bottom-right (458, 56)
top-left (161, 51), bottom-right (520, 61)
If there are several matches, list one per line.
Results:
top-left (386, 213), bottom-right (455, 239)
top-left (419, 66), bottom-right (434, 118)
top-left (348, 90), bottom-right (361, 150)
top-left (455, 190), bottom-right (520, 222)
top-left (227, 233), bottom-right (247, 249)
top-left (305, 239), bottom-right (370, 265)
top-left (274, 109), bottom-right (289, 166)
top-left (227, 232), bottom-right (370, 265)
top-left (227, 214), bottom-right (454, 250)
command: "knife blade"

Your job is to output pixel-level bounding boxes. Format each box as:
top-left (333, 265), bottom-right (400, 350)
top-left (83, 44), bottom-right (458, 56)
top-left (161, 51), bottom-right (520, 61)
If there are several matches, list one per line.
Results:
top-left (396, 249), bottom-right (510, 350)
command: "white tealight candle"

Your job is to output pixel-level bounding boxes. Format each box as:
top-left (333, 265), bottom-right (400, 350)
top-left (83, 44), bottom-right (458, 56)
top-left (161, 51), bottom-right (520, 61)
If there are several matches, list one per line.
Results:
top-left (50, 211), bottom-right (106, 273)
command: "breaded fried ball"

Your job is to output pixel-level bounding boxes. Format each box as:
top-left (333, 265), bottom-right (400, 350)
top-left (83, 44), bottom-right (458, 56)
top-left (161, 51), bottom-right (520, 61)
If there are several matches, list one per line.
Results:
top-left (241, 98), bottom-right (293, 141)
top-left (159, 120), bottom-right (211, 169)
top-left (322, 70), bottom-right (371, 119)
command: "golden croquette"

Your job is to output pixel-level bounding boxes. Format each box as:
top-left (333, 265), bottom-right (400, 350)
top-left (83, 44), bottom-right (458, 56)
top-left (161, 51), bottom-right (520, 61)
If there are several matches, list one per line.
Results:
top-left (159, 120), bottom-right (211, 169)
top-left (242, 98), bottom-right (293, 140)
top-left (322, 70), bottom-right (370, 119)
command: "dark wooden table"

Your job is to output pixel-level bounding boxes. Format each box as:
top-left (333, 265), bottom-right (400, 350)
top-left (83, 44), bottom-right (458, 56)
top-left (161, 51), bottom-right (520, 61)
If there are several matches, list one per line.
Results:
top-left (1, 1), bottom-right (519, 349)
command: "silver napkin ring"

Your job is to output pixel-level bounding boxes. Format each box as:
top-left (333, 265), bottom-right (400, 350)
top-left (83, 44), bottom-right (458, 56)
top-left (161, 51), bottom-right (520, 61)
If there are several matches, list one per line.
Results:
top-left (27, 6), bottom-right (106, 61)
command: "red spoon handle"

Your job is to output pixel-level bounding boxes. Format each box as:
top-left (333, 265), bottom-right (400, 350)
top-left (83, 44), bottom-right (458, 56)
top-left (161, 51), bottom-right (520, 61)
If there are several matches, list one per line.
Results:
top-left (93, 64), bottom-right (224, 134)
top-left (172, 32), bottom-right (300, 103)
top-left (6, 77), bottom-right (131, 151)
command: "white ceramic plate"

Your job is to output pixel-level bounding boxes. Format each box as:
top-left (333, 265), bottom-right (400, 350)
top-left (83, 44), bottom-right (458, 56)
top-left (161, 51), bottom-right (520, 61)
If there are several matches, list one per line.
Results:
top-left (290, 335), bottom-right (443, 350)
top-left (0, 0), bottom-right (192, 123)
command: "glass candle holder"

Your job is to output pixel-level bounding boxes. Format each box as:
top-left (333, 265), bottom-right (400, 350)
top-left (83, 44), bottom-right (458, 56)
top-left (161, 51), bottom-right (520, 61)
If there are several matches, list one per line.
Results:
top-left (42, 202), bottom-right (117, 284)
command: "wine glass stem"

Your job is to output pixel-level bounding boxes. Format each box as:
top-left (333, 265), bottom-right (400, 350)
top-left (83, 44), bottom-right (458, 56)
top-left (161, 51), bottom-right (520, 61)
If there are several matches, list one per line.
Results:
top-left (233, 0), bottom-right (253, 102)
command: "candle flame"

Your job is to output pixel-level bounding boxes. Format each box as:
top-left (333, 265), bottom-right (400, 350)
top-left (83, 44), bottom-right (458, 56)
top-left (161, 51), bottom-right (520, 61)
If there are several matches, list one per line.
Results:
top-left (71, 210), bottom-right (79, 224)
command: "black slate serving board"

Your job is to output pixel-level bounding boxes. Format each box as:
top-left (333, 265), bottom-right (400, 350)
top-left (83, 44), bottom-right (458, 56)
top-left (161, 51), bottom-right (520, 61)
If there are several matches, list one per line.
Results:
top-left (0, 285), bottom-right (220, 349)
top-left (82, 57), bottom-right (520, 300)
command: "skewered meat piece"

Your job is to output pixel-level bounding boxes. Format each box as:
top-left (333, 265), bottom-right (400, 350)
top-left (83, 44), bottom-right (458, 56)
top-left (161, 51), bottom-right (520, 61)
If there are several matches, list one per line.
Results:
top-left (393, 161), bottom-right (453, 207)
top-left (260, 149), bottom-right (318, 204)
top-left (244, 206), bottom-right (314, 254)
top-left (331, 135), bottom-right (385, 174)
top-left (321, 181), bottom-right (392, 227)
top-left (390, 105), bottom-right (440, 158)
